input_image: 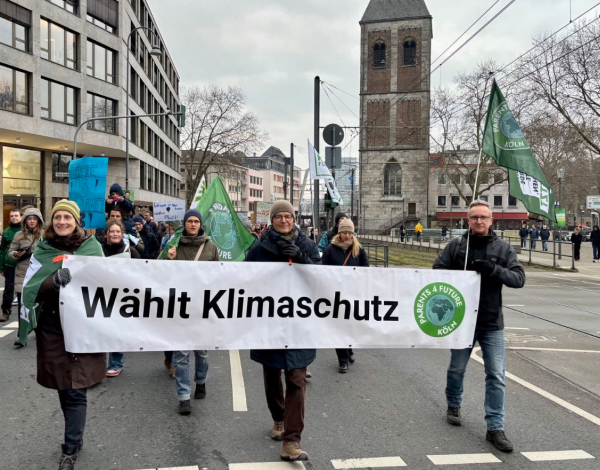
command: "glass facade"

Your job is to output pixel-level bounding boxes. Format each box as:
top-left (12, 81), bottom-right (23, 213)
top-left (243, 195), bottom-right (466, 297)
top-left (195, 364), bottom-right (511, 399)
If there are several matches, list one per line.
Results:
top-left (86, 93), bottom-right (116, 134)
top-left (0, 64), bottom-right (28, 114)
top-left (0, 15), bottom-right (27, 51)
top-left (87, 41), bottom-right (115, 83)
top-left (40, 19), bottom-right (77, 69)
top-left (2, 147), bottom-right (42, 226)
top-left (41, 78), bottom-right (76, 124)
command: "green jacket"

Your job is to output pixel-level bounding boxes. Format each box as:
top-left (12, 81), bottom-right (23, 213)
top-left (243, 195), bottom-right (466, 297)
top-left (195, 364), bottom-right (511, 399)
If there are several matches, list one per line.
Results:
top-left (0, 223), bottom-right (22, 271)
top-left (174, 231), bottom-right (220, 262)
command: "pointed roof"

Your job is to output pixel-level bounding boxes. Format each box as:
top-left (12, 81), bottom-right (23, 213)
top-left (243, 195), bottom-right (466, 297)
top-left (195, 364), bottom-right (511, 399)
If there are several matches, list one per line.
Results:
top-left (360, 0), bottom-right (431, 24)
top-left (261, 146), bottom-right (287, 159)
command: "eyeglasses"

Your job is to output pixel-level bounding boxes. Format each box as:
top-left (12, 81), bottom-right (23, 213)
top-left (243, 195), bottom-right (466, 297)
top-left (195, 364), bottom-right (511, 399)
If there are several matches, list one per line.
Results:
top-left (273, 215), bottom-right (293, 222)
top-left (468, 216), bottom-right (492, 221)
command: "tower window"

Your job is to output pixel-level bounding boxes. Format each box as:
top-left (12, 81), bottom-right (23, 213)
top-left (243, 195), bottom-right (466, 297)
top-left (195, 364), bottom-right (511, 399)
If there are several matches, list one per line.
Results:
top-left (384, 160), bottom-right (402, 196)
top-left (403, 40), bottom-right (417, 66)
top-left (373, 41), bottom-right (386, 68)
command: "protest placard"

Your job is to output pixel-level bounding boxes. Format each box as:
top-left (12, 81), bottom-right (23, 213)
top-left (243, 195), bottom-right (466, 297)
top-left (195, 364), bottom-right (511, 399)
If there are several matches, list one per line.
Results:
top-left (153, 201), bottom-right (185, 222)
top-left (68, 156), bottom-right (108, 229)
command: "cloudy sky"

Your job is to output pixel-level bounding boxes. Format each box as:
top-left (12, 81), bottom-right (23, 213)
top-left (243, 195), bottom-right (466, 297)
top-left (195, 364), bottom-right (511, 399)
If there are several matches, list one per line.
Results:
top-left (148, 0), bottom-right (596, 169)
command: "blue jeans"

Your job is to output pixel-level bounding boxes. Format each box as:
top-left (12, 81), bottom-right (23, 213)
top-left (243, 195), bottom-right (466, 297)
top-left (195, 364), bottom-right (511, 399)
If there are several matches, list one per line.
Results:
top-left (446, 329), bottom-right (506, 431)
top-left (520, 238), bottom-right (526, 248)
top-left (173, 350), bottom-right (209, 400)
top-left (530, 239), bottom-right (537, 250)
top-left (542, 240), bottom-right (548, 251)
top-left (593, 244), bottom-right (599, 260)
top-left (107, 353), bottom-right (124, 371)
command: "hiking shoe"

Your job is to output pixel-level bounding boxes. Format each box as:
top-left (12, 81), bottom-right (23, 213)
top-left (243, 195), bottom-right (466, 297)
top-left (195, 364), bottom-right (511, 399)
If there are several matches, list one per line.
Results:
top-left (58, 454), bottom-right (76, 470)
top-left (338, 362), bottom-right (348, 373)
top-left (270, 421), bottom-right (284, 441)
top-left (281, 441), bottom-right (308, 461)
top-left (447, 406), bottom-right (462, 426)
top-left (0, 313), bottom-right (9, 322)
top-left (194, 383), bottom-right (206, 399)
top-left (486, 430), bottom-right (514, 453)
top-left (178, 400), bottom-right (192, 415)
top-left (106, 369), bottom-right (122, 377)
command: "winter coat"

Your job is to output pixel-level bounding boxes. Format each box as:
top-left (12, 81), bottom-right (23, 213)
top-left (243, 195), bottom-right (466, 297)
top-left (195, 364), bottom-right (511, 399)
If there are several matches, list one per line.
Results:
top-left (245, 229), bottom-right (319, 371)
top-left (519, 228), bottom-right (529, 238)
top-left (322, 243), bottom-right (369, 267)
top-left (529, 229), bottom-right (539, 239)
top-left (137, 224), bottom-right (160, 259)
top-left (36, 236), bottom-right (106, 390)
top-left (318, 230), bottom-right (334, 253)
top-left (540, 229), bottom-right (551, 241)
top-left (9, 233), bottom-right (41, 293)
top-left (102, 240), bottom-right (141, 258)
top-left (415, 223), bottom-right (423, 234)
top-left (433, 231), bottom-right (525, 331)
top-left (571, 232), bottom-right (583, 246)
top-left (174, 231), bottom-right (220, 261)
top-left (0, 223), bottom-right (22, 271)
top-left (591, 229), bottom-right (600, 245)
top-left (441, 227), bottom-right (448, 236)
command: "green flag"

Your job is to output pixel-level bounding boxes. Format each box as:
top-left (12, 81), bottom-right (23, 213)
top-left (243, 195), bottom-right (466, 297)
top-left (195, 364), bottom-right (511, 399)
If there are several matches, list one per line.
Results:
top-left (158, 177), bottom-right (255, 261)
top-left (20, 237), bottom-right (104, 345)
top-left (482, 81), bottom-right (555, 221)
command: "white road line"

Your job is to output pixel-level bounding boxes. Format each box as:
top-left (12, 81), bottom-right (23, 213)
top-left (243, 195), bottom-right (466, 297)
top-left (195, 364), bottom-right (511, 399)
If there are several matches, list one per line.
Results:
top-left (331, 456), bottom-right (407, 468)
top-left (504, 305), bottom-right (525, 307)
top-left (2, 321), bottom-right (18, 329)
top-left (229, 463), bottom-right (305, 470)
top-left (229, 350), bottom-right (248, 412)
top-left (427, 453), bottom-right (501, 465)
top-left (504, 327), bottom-right (530, 330)
top-left (0, 330), bottom-right (14, 338)
top-left (507, 347), bottom-right (600, 353)
top-left (471, 348), bottom-right (600, 426)
top-left (521, 450), bottom-right (595, 462)
top-left (158, 466), bottom-right (199, 470)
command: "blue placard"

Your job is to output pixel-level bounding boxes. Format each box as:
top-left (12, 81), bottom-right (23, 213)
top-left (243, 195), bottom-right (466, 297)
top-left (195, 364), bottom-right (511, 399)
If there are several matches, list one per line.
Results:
top-left (68, 156), bottom-right (109, 229)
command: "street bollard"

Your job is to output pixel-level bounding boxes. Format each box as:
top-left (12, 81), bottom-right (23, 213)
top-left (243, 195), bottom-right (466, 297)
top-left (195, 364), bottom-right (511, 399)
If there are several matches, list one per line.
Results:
top-left (529, 244), bottom-right (532, 264)
top-left (552, 238), bottom-right (556, 268)
top-left (571, 243), bottom-right (575, 271)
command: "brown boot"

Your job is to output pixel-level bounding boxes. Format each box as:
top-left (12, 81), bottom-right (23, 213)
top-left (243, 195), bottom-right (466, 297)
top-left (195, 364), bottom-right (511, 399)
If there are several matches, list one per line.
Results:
top-left (270, 421), bottom-right (284, 441)
top-left (281, 441), bottom-right (308, 461)
top-left (0, 313), bottom-right (9, 322)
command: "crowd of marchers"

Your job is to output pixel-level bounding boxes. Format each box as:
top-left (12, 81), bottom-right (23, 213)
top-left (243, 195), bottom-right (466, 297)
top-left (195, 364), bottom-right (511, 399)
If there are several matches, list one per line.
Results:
top-left (2, 185), bottom-right (560, 469)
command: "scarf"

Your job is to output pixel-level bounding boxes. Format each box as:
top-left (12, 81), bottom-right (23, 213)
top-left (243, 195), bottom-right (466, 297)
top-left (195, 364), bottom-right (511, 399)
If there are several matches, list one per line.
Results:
top-left (332, 238), bottom-right (353, 251)
top-left (267, 226), bottom-right (297, 254)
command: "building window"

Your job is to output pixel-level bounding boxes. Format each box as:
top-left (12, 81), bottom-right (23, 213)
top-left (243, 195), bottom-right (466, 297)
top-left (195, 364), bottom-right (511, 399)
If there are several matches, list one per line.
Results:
top-left (52, 153), bottom-right (72, 182)
top-left (86, 93), bottom-right (116, 134)
top-left (493, 195), bottom-right (503, 207)
top-left (465, 196), bottom-right (473, 206)
top-left (403, 39), bottom-right (417, 66)
top-left (0, 64), bottom-right (28, 114)
top-left (48, 0), bottom-right (77, 14)
top-left (480, 195), bottom-right (489, 202)
top-left (438, 196), bottom-right (447, 207)
top-left (451, 196), bottom-right (460, 207)
top-left (87, 14), bottom-right (115, 33)
top-left (41, 78), bottom-right (76, 124)
top-left (373, 41), bottom-right (386, 68)
top-left (0, 14), bottom-right (28, 51)
top-left (438, 174), bottom-right (446, 185)
top-left (508, 195), bottom-right (518, 207)
top-left (87, 40), bottom-right (115, 83)
top-left (40, 19), bottom-right (77, 69)
top-left (383, 160), bottom-right (402, 196)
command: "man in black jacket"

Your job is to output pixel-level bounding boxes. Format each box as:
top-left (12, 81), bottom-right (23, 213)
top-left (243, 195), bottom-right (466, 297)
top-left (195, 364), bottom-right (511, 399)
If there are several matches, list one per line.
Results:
top-left (245, 200), bottom-right (320, 462)
top-left (133, 215), bottom-right (159, 259)
top-left (433, 200), bottom-right (525, 453)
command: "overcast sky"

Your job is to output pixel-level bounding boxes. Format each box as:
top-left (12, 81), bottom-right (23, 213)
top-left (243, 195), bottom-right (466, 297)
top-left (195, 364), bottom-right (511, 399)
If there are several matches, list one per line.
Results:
top-left (148, 0), bottom-right (597, 169)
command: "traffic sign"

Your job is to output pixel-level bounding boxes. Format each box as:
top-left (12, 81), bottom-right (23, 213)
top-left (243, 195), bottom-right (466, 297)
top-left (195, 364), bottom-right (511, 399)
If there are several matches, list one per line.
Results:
top-left (586, 195), bottom-right (600, 209)
top-left (323, 123), bottom-right (344, 146)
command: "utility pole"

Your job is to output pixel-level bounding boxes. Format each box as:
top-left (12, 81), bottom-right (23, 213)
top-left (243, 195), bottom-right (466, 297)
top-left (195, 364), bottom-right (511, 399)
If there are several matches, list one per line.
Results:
top-left (283, 162), bottom-right (288, 201)
top-left (290, 143), bottom-right (294, 206)
top-left (313, 76), bottom-right (320, 231)
top-left (351, 167), bottom-right (355, 222)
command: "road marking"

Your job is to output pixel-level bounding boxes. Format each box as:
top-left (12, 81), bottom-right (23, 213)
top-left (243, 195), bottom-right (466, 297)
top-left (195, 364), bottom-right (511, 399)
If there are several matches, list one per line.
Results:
top-left (158, 466), bottom-right (199, 470)
top-left (471, 348), bottom-right (600, 426)
top-left (2, 321), bottom-right (18, 329)
top-left (229, 463), bottom-right (305, 470)
top-left (521, 450), bottom-right (595, 462)
top-left (427, 453), bottom-right (501, 465)
top-left (504, 304), bottom-right (525, 307)
top-left (507, 347), bottom-right (600, 353)
top-left (331, 456), bottom-right (407, 468)
top-left (229, 350), bottom-right (247, 412)
top-left (504, 327), bottom-right (530, 330)
top-left (0, 330), bottom-right (14, 338)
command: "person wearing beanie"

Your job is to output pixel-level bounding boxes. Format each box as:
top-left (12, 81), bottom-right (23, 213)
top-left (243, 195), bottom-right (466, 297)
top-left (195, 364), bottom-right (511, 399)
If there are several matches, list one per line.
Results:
top-left (132, 213), bottom-right (159, 259)
top-left (244, 201), bottom-right (320, 462)
top-left (0, 207), bottom-right (22, 322)
top-left (105, 182), bottom-right (133, 218)
top-left (318, 212), bottom-right (348, 253)
top-left (322, 218), bottom-right (369, 373)
top-left (166, 207), bottom-right (218, 415)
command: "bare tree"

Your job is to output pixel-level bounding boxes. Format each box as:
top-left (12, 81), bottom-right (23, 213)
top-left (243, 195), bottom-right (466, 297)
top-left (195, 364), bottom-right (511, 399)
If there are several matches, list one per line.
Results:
top-left (180, 85), bottom-right (267, 206)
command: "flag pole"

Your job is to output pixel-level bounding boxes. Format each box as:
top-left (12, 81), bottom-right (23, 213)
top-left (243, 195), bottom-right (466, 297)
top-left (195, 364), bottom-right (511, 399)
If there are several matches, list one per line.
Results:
top-left (463, 147), bottom-right (484, 271)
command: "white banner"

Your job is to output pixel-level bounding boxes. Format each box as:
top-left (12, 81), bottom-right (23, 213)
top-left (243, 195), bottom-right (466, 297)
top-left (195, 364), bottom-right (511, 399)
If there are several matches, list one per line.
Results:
top-left (153, 201), bottom-right (185, 222)
top-left (59, 256), bottom-right (481, 353)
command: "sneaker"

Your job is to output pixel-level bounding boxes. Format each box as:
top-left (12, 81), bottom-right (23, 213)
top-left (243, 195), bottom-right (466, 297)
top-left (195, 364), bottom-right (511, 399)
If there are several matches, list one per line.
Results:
top-left (338, 362), bottom-right (348, 373)
top-left (194, 383), bottom-right (206, 399)
top-left (178, 400), bottom-right (192, 415)
top-left (281, 441), bottom-right (308, 461)
top-left (486, 429), bottom-right (514, 453)
top-left (270, 421), bottom-right (284, 441)
top-left (58, 454), bottom-right (76, 470)
top-left (306, 370), bottom-right (312, 379)
top-left (0, 313), bottom-right (9, 322)
top-left (106, 369), bottom-right (122, 377)
top-left (446, 406), bottom-right (462, 426)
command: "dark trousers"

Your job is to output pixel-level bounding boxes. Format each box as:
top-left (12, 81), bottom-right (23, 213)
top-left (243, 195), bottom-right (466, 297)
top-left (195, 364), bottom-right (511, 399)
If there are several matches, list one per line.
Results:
top-left (1, 266), bottom-right (15, 314)
top-left (574, 243), bottom-right (581, 261)
top-left (164, 351), bottom-right (173, 363)
top-left (58, 388), bottom-right (88, 452)
top-left (263, 366), bottom-right (306, 443)
top-left (336, 348), bottom-right (353, 364)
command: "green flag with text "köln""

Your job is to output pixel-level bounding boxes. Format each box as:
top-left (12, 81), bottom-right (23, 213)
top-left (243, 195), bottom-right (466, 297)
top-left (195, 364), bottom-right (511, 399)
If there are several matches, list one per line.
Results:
top-left (482, 81), bottom-right (556, 221)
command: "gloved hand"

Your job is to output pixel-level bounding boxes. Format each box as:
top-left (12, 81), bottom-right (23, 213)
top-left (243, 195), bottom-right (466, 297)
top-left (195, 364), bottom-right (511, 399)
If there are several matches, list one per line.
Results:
top-left (280, 243), bottom-right (306, 262)
top-left (471, 259), bottom-right (496, 276)
top-left (53, 268), bottom-right (72, 290)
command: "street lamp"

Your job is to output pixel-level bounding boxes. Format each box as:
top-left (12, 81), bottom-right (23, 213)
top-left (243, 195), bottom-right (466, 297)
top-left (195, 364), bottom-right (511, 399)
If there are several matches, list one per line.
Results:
top-left (126, 27), bottom-right (162, 190)
top-left (580, 205), bottom-right (585, 227)
top-left (557, 168), bottom-right (564, 259)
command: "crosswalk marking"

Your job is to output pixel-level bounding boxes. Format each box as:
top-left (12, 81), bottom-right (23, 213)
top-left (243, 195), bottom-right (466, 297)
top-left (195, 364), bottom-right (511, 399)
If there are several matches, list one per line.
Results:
top-left (158, 466), bottom-right (199, 470)
top-left (229, 463), bottom-right (305, 470)
top-left (0, 330), bottom-right (14, 338)
top-left (2, 321), bottom-right (18, 329)
top-left (229, 350), bottom-right (247, 412)
top-left (521, 450), bottom-right (595, 462)
top-left (331, 456), bottom-right (407, 468)
top-left (427, 453), bottom-right (502, 465)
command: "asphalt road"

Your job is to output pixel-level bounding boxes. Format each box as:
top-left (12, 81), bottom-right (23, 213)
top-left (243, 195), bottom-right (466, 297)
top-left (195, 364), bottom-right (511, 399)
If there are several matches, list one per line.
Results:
top-left (1, 269), bottom-right (600, 470)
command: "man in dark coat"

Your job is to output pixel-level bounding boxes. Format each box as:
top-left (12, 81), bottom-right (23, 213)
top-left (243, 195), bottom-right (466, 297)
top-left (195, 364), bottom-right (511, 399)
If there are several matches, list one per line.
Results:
top-left (244, 200), bottom-right (320, 462)
top-left (133, 215), bottom-right (159, 259)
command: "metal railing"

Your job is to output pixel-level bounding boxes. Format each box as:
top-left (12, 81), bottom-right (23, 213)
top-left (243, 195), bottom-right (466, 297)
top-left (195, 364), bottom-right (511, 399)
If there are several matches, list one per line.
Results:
top-left (361, 242), bottom-right (389, 268)
top-left (504, 236), bottom-right (576, 270)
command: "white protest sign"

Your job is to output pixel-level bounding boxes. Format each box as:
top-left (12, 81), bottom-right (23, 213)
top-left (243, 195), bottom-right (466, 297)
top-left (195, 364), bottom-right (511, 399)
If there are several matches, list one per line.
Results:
top-left (153, 201), bottom-right (185, 222)
top-left (60, 256), bottom-right (481, 353)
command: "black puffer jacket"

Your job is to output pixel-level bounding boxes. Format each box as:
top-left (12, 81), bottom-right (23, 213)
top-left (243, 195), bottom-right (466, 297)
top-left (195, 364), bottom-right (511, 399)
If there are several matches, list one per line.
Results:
top-left (433, 231), bottom-right (525, 331)
top-left (245, 228), bottom-right (320, 371)
top-left (137, 225), bottom-right (159, 259)
top-left (322, 243), bottom-right (369, 267)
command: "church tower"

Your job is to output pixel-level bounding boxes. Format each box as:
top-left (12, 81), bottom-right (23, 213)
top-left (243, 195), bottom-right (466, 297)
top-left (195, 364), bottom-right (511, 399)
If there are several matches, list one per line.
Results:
top-left (359, 0), bottom-right (433, 232)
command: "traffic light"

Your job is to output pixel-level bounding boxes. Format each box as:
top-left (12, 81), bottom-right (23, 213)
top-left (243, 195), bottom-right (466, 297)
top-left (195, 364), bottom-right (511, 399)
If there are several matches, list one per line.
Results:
top-left (324, 192), bottom-right (338, 209)
top-left (177, 104), bottom-right (186, 128)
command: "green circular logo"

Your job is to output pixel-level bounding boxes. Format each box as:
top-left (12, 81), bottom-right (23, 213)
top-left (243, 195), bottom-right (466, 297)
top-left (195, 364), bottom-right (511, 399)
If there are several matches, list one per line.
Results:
top-left (414, 283), bottom-right (466, 337)
top-left (491, 102), bottom-right (530, 151)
